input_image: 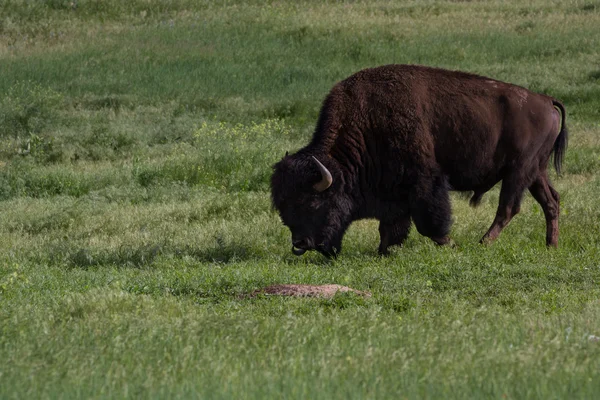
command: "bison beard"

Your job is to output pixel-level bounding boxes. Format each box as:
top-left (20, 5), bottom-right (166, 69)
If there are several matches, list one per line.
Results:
top-left (271, 64), bottom-right (568, 257)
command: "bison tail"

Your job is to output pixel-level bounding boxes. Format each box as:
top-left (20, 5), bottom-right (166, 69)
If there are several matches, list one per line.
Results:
top-left (552, 100), bottom-right (568, 175)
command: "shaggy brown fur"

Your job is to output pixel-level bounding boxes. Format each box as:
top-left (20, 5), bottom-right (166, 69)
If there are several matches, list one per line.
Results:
top-left (272, 64), bottom-right (567, 257)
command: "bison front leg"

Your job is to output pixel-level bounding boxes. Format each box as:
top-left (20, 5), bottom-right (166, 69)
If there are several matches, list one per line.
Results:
top-left (378, 216), bottom-right (412, 256)
top-left (409, 174), bottom-right (453, 246)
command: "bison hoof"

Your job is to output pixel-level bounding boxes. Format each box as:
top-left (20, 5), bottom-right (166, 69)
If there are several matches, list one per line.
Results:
top-left (479, 236), bottom-right (494, 245)
top-left (378, 249), bottom-right (390, 257)
top-left (432, 236), bottom-right (454, 246)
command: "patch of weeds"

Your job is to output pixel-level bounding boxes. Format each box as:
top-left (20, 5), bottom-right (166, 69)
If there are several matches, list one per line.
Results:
top-left (515, 21), bottom-right (536, 34)
top-left (539, 288), bottom-right (567, 314)
top-left (84, 125), bottom-right (137, 161)
top-left (69, 244), bottom-right (163, 269)
top-left (147, 111), bottom-right (198, 146)
top-left (80, 95), bottom-right (135, 112)
top-left (580, 3), bottom-right (598, 12)
top-left (24, 169), bottom-right (93, 198)
top-left (132, 119), bottom-right (294, 191)
top-left (181, 236), bottom-right (250, 263)
top-left (259, 99), bottom-right (316, 123)
top-left (589, 70), bottom-right (600, 81)
top-left (0, 264), bottom-right (30, 296)
top-left (0, 81), bottom-right (63, 138)
top-left (0, 161), bottom-right (96, 199)
top-left (10, 206), bottom-right (82, 235)
top-left (192, 119), bottom-right (294, 191)
top-left (204, 202), bottom-right (232, 219)
top-left (320, 291), bottom-right (370, 311)
top-left (70, 248), bottom-right (96, 268)
top-left (281, 67), bottom-right (315, 87)
top-left (132, 164), bottom-right (161, 188)
top-left (110, 244), bottom-right (164, 268)
top-left (284, 25), bottom-right (311, 45)
top-left (46, 0), bottom-right (75, 11)
top-left (0, 174), bottom-right (13, 200)
top-left (379, 294), bottom-right (416, 313)
top-left (132, 182), bottom-right (195, 204)
top-left (17, 134), bottom-right (65, 164)
top-left (564, 148), bottom-right (600, 175)
top-left (132, 153), bottom-right (204, 188)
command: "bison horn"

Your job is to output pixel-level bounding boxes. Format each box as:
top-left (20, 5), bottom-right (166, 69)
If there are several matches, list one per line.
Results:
top-left (312, 156), bottom-right (333, 192)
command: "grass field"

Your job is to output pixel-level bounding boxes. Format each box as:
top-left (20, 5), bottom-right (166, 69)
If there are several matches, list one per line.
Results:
top-left (1, 0), bottom-right (600, 398)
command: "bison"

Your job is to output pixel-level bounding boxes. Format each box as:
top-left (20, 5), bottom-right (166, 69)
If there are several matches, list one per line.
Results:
top-left (271, 64), bottom-right (567, 257)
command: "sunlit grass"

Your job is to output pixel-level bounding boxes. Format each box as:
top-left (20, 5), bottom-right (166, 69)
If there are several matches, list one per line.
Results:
top-left (1, 0), bottom-right (600, 398)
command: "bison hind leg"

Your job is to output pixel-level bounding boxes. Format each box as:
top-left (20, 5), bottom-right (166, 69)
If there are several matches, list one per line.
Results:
top-left (409, 174), bottom-right (452, 244)
top-left (528, 172), bottom-right (560, 247)
top-left (480, 173), bottom-right (529, 245)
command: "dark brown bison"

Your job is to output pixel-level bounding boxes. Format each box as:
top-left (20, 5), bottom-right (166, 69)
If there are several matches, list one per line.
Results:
top-left (271, 64), bottom-right (567, 257)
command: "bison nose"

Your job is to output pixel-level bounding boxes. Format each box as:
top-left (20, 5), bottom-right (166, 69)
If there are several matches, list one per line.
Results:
top-left (291, 246), bottom-right (307, 256)
top-left (292, 238), bottom-right (310, 249)
top-left (291, 238), bottom-right (312, 256)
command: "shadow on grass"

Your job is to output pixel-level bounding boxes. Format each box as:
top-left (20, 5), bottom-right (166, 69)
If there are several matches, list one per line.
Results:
top-left (48, 242), bottom-right (264, 268)
top-left (41, 238), bottom-right (336, 270)
top-left (589, 70), bottom-right (600, 81)
top-left (174, 243), bottom-right (335, 266)
top-left (67, 244), bottom-right (164, 268)
top-left (173, 243), bottom-right (254, 264)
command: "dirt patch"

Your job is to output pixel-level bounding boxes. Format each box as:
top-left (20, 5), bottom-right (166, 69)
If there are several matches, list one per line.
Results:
top-left (249, 284), bottom-right (371, 299)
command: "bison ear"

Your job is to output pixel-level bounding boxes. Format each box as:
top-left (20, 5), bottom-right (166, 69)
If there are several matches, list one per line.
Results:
top-left (312, 156), bottom-right (333, 192)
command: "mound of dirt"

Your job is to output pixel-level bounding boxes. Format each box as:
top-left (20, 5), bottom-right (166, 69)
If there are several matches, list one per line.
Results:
top-left (250, 284), bottom-right (371, 299)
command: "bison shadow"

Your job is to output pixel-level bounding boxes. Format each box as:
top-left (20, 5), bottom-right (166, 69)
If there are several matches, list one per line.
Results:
top-left (60, 243), bottom-right (330, 268)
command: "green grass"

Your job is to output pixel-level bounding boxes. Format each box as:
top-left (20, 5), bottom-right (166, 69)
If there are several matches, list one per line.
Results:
top-left (1, 0), bottom-right (600, 398)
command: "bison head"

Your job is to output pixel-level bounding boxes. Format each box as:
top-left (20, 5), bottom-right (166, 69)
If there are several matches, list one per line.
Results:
top-left (271, 153), bottom-right (353, 258)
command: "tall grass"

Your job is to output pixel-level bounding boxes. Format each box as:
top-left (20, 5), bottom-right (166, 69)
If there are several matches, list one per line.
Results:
top-left (1, 1), bottom-right (600, 398)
